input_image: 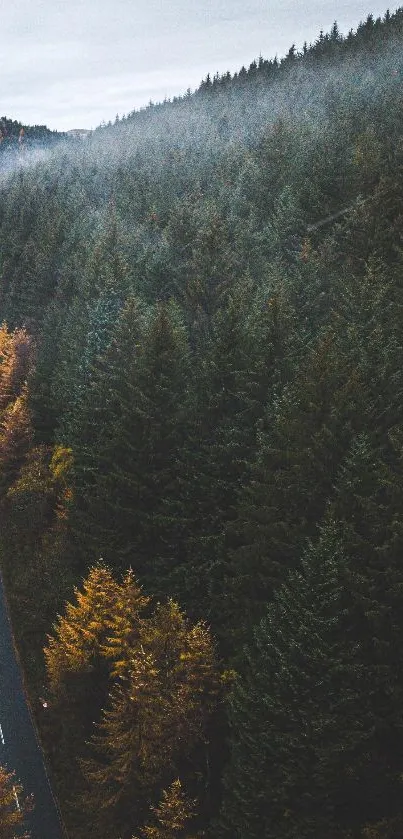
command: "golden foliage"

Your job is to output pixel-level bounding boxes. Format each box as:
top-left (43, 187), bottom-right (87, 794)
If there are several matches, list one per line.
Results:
top-left (82, 594), bottom-right (221, 811)
top-left (101, 568), bottom-right (150, 680)
top-left (0, 386), bottom-right (33, 489)
top-left (361, 818), bottom-right (403, 838)
top-left (134, 779), bottom-right (199, 839)
top-left (49, 445), bottom-right (74, 519)
top-left (0, 324), bottom-right (34, 413)
top-left (44, 564), bottom-right (121, 698)
top-left (0, 764), bottom-right (32, 839)
top-left (46, 565), bottom-right (222, 830)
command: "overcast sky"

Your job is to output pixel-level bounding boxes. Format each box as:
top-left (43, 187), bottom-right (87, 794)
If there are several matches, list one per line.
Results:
top-left (1, 0), bottom-right (401, 131)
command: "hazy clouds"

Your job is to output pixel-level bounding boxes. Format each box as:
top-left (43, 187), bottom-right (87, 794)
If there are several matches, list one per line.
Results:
top-left (1, 0), bottom-right (401, 130)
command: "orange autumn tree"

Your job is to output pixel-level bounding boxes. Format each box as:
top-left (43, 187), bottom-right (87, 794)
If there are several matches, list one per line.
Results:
top-left (44, 566), bottom-right (223, 837)
top-left (0, 765), bottom-right (32, 839)
top-left (0, 325), bottom-right (78, 670)
top-left (133, 779), bottom-right (201, 839)
top-left (0, 324), bottom-right (34, 413)
top-left (84, 598), bottom-right (221, 797)
top-left (3, 444), bottom-right (75, 633)
top-left (45, 565), bottom-right (121, 713)
top-left (0, 325), bottom-right (35, 496)
top-left (82, 598), bottom-right (222, 836)
top-left (45, 566), bottom-right (148, 702)
top-left (0, 387), bottom-right (33, 492)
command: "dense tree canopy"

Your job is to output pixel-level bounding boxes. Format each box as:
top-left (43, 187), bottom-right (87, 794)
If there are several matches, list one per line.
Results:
top-left (1, 7), bottom-right (403, 838)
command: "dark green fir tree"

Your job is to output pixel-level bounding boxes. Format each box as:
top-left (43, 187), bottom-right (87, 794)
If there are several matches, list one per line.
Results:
top-left (218, 517), bottom-right (386, 839)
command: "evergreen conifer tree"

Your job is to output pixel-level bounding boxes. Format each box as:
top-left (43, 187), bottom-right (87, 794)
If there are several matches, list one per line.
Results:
top-left (172, 277), bottom-right (294, 627)
top-left (226, 330), bottom-right (366, 648)
top-left (218, 518), bottom-right (378, 839)
top-left (73, 299), bottom-right (191, 581)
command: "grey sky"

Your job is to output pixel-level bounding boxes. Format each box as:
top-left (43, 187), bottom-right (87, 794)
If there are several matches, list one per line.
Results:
top-left (1, 1), bottom-right (401, 131)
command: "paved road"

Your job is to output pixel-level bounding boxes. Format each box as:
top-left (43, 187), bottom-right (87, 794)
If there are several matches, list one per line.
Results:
top-left (0, 573), bottom-right (65, 838)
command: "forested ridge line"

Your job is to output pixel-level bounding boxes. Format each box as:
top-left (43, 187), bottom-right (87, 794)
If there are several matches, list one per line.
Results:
top-left (1, 6), bottom-right (403, 838)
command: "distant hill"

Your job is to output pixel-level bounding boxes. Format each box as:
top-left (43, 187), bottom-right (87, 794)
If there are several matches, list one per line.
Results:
top-left (0, 115), bottom-right (62, 153)
top-left (65, 128), bottom-right (92, 140)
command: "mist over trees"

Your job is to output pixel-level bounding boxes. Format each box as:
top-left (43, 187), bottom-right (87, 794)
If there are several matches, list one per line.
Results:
top-left (1, 6), bottom-right (403, 838)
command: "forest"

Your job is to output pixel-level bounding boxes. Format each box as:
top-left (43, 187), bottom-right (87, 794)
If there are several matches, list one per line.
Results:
top-left (1, 6), bottom-right (403, 838)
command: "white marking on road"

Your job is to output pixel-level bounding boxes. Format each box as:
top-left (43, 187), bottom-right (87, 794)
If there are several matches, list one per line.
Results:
top-left (13, 786), bottom-right (20, 811)
top-left (0, 723), bottom-right (4, 744)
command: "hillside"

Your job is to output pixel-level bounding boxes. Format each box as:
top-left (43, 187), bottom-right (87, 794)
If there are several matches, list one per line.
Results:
top-left (1, 7), bottom-right (403, 838)
top-left (0, 116), bottom-right (61, 154)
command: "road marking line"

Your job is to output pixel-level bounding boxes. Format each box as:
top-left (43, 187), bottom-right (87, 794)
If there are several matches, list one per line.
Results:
top-left (13, 786), bottom-right (20, 811)
top-left (0, 723), bottom-right (4, 744)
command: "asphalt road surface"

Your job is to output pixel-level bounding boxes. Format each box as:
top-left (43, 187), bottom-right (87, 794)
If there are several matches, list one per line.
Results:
top-left (0, 573), bottom-right (65, 838)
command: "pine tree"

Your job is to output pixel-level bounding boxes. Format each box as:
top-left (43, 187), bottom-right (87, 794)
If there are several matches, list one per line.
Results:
top-left (218, 518), bottom-right (377, 839)
top-left (0, 765), bottom-right (32, 839)
top-left (0, 325), bottom-right (34, 414)
top-left (226, 329), bottom-right (367, 648)
top-left (101, 568), bottom-right (150, 680)
top-left (45, 210), bottom-right (130, 444)
top-left (82, 599), bottom-right (221, 834)
top-left (44, 564), bottom-right (121, 735)
top-left (0, 386), bottom-right (33, 493)
top-left (134, 779), bottom-right (199, 839)
top-left (172, 276), bottom-right (294, 626)
top-left (2, 444), bottom-right (54, 547)
top-left (73, 299), bottom-right (191, 581)
top-left (328, 433), bottom-right (403, 825)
